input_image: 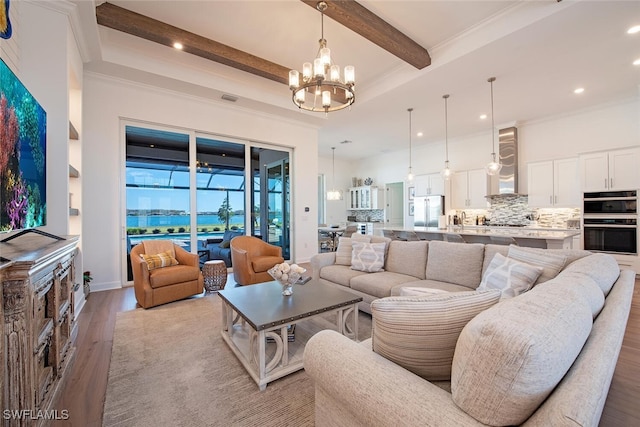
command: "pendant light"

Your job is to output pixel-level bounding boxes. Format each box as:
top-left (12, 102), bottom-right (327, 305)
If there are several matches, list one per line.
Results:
top-left (326, 147), bottom-right (342, 200)
top-left (407, 108), bottom-right (414, 181)
top-left (440, 94), bottom-right (452, 180)
top-left (485, 77), bottom-right (502, 176)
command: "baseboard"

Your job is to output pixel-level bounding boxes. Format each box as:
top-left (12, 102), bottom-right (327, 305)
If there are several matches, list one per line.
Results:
top-left (91, 281), bottom-right (124, 292)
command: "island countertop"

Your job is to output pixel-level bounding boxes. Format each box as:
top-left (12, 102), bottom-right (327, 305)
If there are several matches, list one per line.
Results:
top-left (382, 226), bottom-right (581, 249)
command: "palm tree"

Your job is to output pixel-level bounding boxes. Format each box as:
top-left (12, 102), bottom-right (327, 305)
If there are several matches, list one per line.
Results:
top-left (217, 192), bottom-right (233, 230)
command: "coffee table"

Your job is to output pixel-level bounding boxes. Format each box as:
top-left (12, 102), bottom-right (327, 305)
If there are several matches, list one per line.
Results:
top-left (218, 280), bottom-right (362, 390)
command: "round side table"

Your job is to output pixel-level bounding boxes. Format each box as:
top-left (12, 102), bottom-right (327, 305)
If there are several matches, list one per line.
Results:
top-left (203, 260), bottom-right (227, 293)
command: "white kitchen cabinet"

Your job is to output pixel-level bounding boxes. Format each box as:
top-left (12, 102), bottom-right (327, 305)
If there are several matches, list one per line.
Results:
top-left (414, 173), bottom-right (445, 197)
top-left (580, 148), bottom-right (639, 192)
top-left (528, 158), bottom-right (580, 207)
top-left (450, 169), bottom-right (487, 209)
top-left (349, 186), bottom-right (383, 210)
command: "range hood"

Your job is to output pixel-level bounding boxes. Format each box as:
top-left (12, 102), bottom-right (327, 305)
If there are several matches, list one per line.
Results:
top-left (487, 126), bottom-right (525, 197)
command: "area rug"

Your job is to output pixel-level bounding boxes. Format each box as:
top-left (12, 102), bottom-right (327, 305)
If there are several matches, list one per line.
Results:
top-left (102, 294), bottom-right (372, 427)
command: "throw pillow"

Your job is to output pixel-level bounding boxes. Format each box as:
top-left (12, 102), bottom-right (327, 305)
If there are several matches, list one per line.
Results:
top-left (351, 242), bottom-right (386, 273)
top-left (507, 245), bottom-right (567, 285)
top-left (219, 240), bottom-right (231, 249)
top-left (478, 253), bottom-right (543, 299)
top-left (370, 289), bottom-right (501, 381)
top-left (140, 250), bottom-right (179, 270)
top-left (335, 234), bottom-right (371, 266)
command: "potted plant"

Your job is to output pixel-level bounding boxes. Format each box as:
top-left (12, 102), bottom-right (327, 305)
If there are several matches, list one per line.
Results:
top-left (83, 271), bottom-right (93, 298)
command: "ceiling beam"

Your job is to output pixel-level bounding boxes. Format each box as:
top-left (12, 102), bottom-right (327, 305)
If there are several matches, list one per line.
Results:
top-left (301, 0), bottom-right (431, 69)
top-left (96, 2), bottom-right (290, 85)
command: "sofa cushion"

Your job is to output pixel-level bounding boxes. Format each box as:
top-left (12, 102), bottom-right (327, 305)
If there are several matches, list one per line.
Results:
top-left (559, 253), bottom-right (620, 296)
top-left (351, 242), bottom-right (386, 273)
top-left (507, 245), bottom-right (567, 285)
top-left (399, 287), bottom-right (447, 296)
top-left (335, 235), bottom-right (371, 266)
top-left (391, 280), bottom-right (473, 296)
top-left (426, 241), bottom-right (485, 289)
top-left (351, 272), bottom-right (418, 298)
top-left (320, 265), bottom-right (368, 287)
top-left (371, 289), bottom-right (501, 381)
top-left (535, 273), bottom-right (605, 318)
top-left (451, 280), bottom-right (595, 426)
top-left (385, 240), bottom-right (428, 279)
top-left (477, 253), bottom-right (543, 299)
top-left (482, 244), bottom-right (510, 276)
top-left (140, 250), bottom-right (179, 270)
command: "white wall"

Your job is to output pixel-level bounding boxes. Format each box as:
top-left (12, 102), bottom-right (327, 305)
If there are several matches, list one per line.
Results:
top-left (82, 74), bottom-right (319, 290)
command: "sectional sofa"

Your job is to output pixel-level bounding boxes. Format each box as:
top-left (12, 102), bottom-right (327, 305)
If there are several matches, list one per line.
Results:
top-left (306, 235), bottom-right (635, 426)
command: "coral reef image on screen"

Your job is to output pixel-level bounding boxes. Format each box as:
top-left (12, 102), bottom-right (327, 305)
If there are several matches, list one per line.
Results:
top-left (1, 58), bottom-right (47, 231)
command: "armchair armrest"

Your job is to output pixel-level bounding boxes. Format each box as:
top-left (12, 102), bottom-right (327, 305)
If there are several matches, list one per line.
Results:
top-left (174, 245), bottom-right (199, 267)
top-left (310, 252), bottom-right (336, 280)
top-left (303, 330), bottom-right (484, 427)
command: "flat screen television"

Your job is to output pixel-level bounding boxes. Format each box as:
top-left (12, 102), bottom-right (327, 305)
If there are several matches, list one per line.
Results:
top-left (1, 57), bottom-right (47, 234)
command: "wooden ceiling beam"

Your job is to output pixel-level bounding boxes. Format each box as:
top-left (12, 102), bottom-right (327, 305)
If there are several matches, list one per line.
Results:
top-left (300, 0), bottom-right (431, 69)
top-left (96, 2), bottom-right (290, 85)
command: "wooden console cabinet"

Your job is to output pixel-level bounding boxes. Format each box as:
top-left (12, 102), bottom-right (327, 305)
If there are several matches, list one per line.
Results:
top-left (1, 235), bottom-right (79, 426)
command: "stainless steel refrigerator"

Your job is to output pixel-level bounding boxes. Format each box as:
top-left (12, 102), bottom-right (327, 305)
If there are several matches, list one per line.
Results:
top-left (413, 195), bottom-right (445, 227)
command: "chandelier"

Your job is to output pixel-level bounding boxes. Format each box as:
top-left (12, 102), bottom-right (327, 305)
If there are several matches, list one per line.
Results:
top-left (485, 77), bottom-right (502, 176)
top-left (288, 1), bottom-right (355, 114)
top-left (441, 94), bottom-right (452, 180)
top-left (327, 147), bottom-right (343, 200)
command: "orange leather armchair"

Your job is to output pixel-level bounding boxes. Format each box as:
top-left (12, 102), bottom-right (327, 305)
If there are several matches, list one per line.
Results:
top-left (131, 240), bottom-right (204, 308)
top-left (230, 236), bottom-right (284, 286)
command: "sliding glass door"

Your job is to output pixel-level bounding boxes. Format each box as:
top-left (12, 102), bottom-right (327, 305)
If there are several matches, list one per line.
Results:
top-left (124, 123), bottom-right (291, 283)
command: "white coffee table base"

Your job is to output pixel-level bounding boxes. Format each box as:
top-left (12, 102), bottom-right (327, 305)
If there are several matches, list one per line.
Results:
top-left (220, 301), bottom-right (359, 391)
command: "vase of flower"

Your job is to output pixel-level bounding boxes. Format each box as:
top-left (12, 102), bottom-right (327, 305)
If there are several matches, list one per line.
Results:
top-left (268, 263), bottom-right (306, 295)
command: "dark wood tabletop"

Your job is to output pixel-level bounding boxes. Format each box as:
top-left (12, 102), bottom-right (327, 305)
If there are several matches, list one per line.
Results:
top-left (218, 280), bottom-right (362, 331)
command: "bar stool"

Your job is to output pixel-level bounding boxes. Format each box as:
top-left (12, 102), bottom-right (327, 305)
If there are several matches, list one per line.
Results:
top-left (202, 260), bottom-right (228, 293)
top-left (490, 236), bottom-right (518, 246)
top-left (444, 233), bottom-right (466, 243)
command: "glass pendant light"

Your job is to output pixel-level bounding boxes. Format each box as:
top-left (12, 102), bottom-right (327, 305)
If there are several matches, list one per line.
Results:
top-left (326, 147), bottom-right (342, 200)
top-left (407, 108), bottom-right (414, 181)
top-left (485, 77), bottom-right (502, 176)
top-left (441, 94), bottom-right (452, 180)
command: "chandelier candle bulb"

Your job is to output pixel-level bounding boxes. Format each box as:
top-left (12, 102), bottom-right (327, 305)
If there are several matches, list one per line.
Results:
top-left (314, 58), bottom-right (324, 78)
top-left (344, 66), bottom-right (355, 84)
top-left (303, 62), bottom-right (313, 80)
top-left (322, 91), bottom-right (331, 107)
top-left (295, 89), bottom-right (305, 104)
top-left (330, 65), bottom-right (340, 82)
top-left (289, 70), bottom-right (299, 89)
top-left (321, 47), bottom-right (331, 65)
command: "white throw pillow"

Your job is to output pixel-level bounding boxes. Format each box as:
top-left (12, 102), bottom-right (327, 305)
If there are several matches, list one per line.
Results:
top-left (371, 289), bottom-right (501, 381)
top-left (350, 242), bottom-right (386, 273)
top-left (335, 234), bottom-right (371, 266)
top-left (478, 253), bottom-right (543, 299)
top-left (507, 245), bottom-right (567, 284)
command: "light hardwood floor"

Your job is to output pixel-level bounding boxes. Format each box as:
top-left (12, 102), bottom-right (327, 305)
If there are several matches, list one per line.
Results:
top-left (51, 275), bottom-right (639, 426)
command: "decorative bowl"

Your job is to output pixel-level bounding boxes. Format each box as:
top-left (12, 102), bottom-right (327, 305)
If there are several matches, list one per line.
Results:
top-left (268, 263), bottom-right (306, 295)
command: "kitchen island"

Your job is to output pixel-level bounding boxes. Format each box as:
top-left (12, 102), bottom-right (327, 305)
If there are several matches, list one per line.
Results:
top-left (384, 226), bottom-right (581, 249)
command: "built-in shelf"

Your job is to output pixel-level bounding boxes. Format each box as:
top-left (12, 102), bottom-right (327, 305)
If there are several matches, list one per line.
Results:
top-left (68, 165), bottom-right (79, 178)
top-left (69, 208), bottom-right (79, 216)
top-left (69, 122), bottom-right (79, 140)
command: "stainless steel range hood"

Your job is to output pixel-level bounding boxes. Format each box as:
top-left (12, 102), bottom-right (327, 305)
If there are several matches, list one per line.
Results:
top-left (487, 126), bottom-right (525, 197)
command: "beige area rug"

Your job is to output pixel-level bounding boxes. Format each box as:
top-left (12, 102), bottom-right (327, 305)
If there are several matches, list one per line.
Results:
top-left (102, 293), bottom-right (372, 427)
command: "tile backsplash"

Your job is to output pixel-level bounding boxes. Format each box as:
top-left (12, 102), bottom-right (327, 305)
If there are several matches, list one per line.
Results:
top-left (348, 209), bottom-right (384, 222)
top-left (455, 194), bottom-right (581, 229)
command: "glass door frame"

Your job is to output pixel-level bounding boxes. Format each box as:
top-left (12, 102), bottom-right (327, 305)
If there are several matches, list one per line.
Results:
top-left (121, 120), bottom-right (293, 285)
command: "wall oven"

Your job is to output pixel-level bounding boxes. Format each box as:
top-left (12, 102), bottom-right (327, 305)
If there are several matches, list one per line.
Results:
top-left (583, 191), bottom-right (637, 255)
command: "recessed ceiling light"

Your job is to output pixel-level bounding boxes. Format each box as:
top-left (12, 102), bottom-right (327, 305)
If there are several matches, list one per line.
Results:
top-left (633, 58), bottom-right (640, 66)
top-left (479, 114), bottom-right (487, 120)
top-left (416, 132), bottom-right (423, 137)
top-left (173, 42), bottom-right (183, 50)
top-left (574, 87), bottom-right (585, 94)
top-left (627, 25), bottom-right (640, 34)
